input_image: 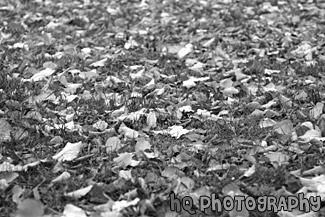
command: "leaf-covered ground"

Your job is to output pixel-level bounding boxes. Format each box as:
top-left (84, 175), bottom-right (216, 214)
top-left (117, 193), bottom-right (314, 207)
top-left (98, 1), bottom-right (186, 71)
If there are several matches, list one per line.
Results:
top-left (1, 0), bottom-right (325, 216)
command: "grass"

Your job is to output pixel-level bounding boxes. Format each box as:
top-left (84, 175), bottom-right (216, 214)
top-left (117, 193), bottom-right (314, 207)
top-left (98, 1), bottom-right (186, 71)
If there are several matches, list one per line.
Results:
top-left (1, 0), bottom-right (325, 216)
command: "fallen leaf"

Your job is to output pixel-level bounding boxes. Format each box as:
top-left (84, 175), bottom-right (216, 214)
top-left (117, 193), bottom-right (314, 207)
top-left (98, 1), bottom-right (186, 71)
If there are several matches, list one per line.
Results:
top-left (112, 198), bottom-right (140, 212)
top-left (12, 185), bottom-right (24, 205)
top-left (146, 111), bottom-right (157, 128)
top-left (169, 125), bottom-right (192, 139)
top-left (0, 119), bottom-right (11, 142)
top-left (62, 204), bottom-right (87, 217)
top-left (90, 58), bottom-right (107, 67)
top-left (65, 185), bottom-right (93, 199)
top-left (135, 138), bottom-right (151, 152)
top-left (299, 129), bottom-right (322, 142)
top-left (241, 164), bottom-right (256, 178)
top-left (106, 136), bottom-right (122, 153)
top-left (177, 44), bottom-right (193, 59)
top-left (23, 68), bottom-right (55, 82)
top-left (119, 124), bottom-right (139, 139)
top-left (15, 199), bottom-right (44, 217)
top-left (93, 120), bottom-right (108, 131)
top-left (51, 171), bottom-right (71, 183)
top-left (265, 152), bottom-right (289, 166)
top-left (310, 102), bottom-right (324, 120)
top-left (162, 166), bottom-right (184, 179)
top-left (52, 141), bottom-right (84, 162)
top-left (259, 118), bottom-right (277, 128)
top-left (273, 119), bottom-right (294, 136)
top-left (113, 153), bottom-right (133, 168)
top-left (0, 172), bottom-right (19, 190)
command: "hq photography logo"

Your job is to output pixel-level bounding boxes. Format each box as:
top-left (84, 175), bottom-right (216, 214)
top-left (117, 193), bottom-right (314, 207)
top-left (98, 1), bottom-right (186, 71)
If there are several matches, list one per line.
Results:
top-left (169, 192), bottom-right (321, 214)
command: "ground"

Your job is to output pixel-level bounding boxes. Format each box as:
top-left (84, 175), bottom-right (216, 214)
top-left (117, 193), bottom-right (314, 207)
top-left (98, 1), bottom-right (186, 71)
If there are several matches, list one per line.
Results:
top-left (1, 0), bottom-right (325, 217)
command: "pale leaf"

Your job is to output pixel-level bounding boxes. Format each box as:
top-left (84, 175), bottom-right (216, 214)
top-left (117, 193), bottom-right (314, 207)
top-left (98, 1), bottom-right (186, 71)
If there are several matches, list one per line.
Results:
top-left (177, 44), bottom-right (193, 59)
top-left (259, 118), bottom-right (277, 128)
top-left (310, 102), bottom-right (324, 120)
top-left (301, 122), bottom-right (314, 130)
top-left (273, 120), bottom-right (294, 136)
top-left (130, 68), bottom-right (145, 80)
top-left (182, 76), bottom-right (209, 88)
top-left (22, 68), bottom-right (55, 82)
top-left (0, 172), bottom-right (19, 187)
top-left (135, 138), bottom-right (151, 152)
top-left (179, 105), bottom-right (193, 113)
top-left (111, 106), bottom-right (126, 118)
top-left (93, 120), bottom-right (108, 131)
top-left (112, 198), bottom-right (140, 212)
top-left (51, 171), bottom-right (71, 183)
top-left (118, 108), bottom-right (146, 122)
top-left (279, 94), bottom-right (293, 109)
top-left (62, 204), bottom-right (87, 217)
top-left (119, 124), bottom-right (139, 139)
top-left (222, 87), bottom-right (239, 97)
top-left (113, 153), bottom-right (133, 168)
top-left (242, 165), bottom-right (256, 178)
top-left (106, 136), bottom-right (122, 153)
top-left (265, 152), bottom-right (289, 166)
top-left (143, 150), bottom-right (160, 159)
top-left (146, 111), bottom-right (157, 128)
top-left (219, 78), bottom-right (233, 89)
top-left (162, 166), bottom-right (184, 179)
top-left (182, 77), bottom-right (197, 88)
top-left (299, 130), bottom-right (322, 142)
top-left (65, 185), bottom-right (93, 199)
top-left (0, 162), bottom-right (24, 172)
top-left (118, 170), bottom-right (133, 181)
top-left (0, 119), bottom-right (11, 142)
top-left (90, 58), bottom-right (107, 67)
top-left (52, 141), bottom-right (84, 162)
top-left (15, 199), bottom-right (44, 217)
top-left (12, 185), bottom-right (24, 205)
top-left (169, 125), bottom-right (192, 139)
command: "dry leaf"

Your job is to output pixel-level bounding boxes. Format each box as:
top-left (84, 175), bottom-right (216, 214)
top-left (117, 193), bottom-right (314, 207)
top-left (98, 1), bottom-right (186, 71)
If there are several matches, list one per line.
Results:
top-left (15, 199), bottom-right (44, 217)
top-left (113, 153), bottom-right (133, 168)
top-left (0, 119), bottom-right (11, 142)
top-left (146, 111), bottom-right (157, 128)
top-left (310, 102), bottom-right (324, 121)
top-left (106, 136), bottom-right (122, 153)
top-left (52, 141), bottom-right (84, 162)
top-left (62, 204), bottom-right (87, 217)
top-left (65, 185), bottom-right (93, 199)
top-left (51, 172), bottom-right (71, 183)
top-left (135, 138), bottom-right (151, 152)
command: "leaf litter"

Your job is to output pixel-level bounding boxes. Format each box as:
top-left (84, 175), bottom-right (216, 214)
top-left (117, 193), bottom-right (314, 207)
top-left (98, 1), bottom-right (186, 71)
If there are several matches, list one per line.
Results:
top-left (1, 0), bottom-right (325, 216)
